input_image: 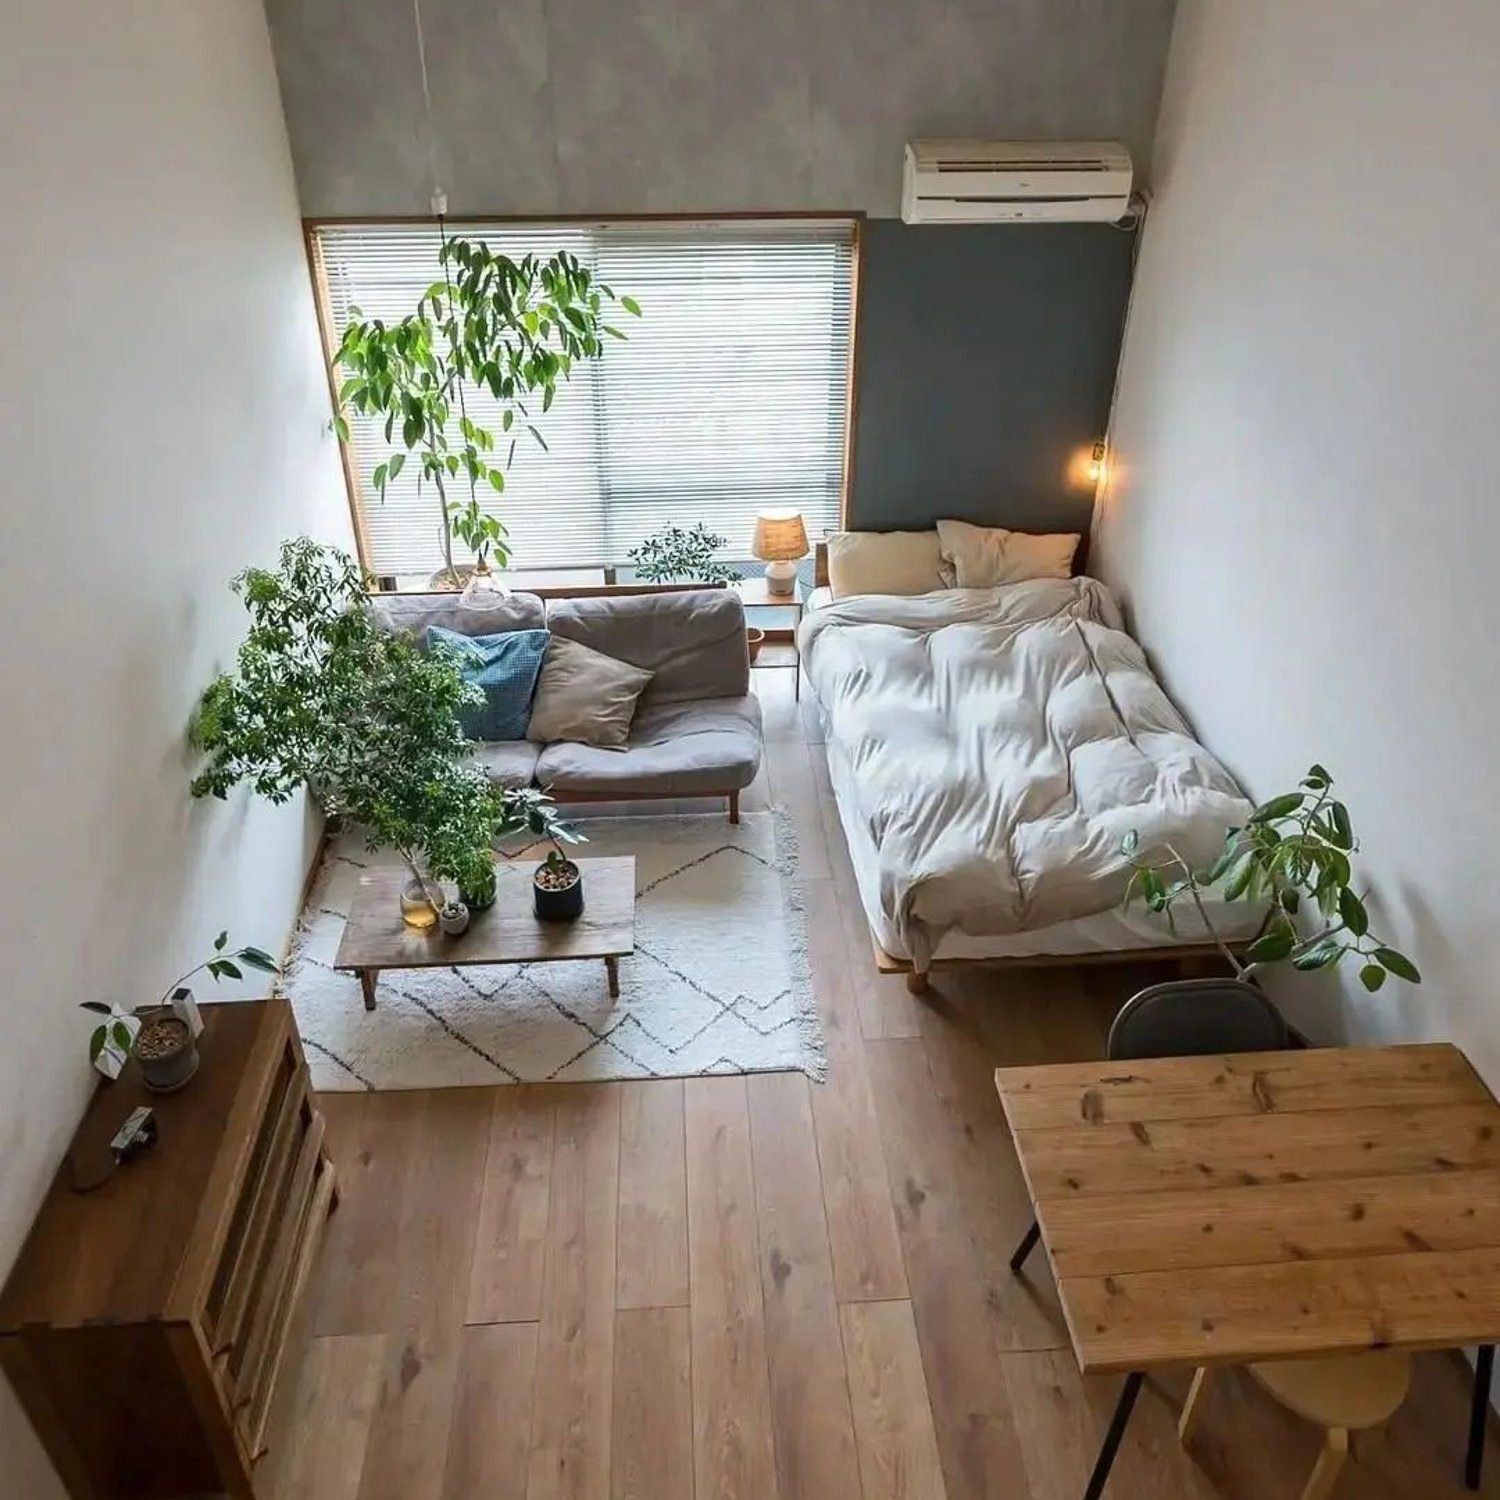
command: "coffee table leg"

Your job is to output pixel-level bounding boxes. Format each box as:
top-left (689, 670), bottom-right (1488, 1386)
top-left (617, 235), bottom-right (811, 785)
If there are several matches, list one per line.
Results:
top-left (1084, 1371), bottom-right (1143, 1500)
top-left (605, 956), bottom-right (620, 999)
top-left (359, 970), bottom-right (378, 1011)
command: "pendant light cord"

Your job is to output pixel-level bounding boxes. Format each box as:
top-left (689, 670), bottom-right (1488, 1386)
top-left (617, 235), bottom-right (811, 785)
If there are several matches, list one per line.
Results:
top-left (411, 0), bottom-right (480, 525)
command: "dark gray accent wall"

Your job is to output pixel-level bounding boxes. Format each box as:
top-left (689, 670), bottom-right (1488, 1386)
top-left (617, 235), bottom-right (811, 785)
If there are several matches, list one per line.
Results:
top-left (849, 221), bottom-right (1134, 538)
top-left (263, 0), bottom-right (1177, 218)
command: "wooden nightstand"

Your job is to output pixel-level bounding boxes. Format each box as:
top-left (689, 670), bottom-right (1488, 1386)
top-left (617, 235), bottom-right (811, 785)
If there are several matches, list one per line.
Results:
top-left (0, 1000), bottom-right (335, 1500)
top-left (736, 575), bottom-right (805, 700)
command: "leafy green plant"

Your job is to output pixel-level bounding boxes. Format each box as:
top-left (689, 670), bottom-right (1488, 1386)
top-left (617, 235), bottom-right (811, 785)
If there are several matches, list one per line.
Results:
top-left (1122, 765), bottom-right (1420, 990)
top-left (497, 786), bottom-right (587, 862)
top-left (628, 522), bottom-right (739, 585)
top-left (80, 931), bottom-right (277, 1064)
top-left (190, 537), bottom-right (485, 900)
top-left (333, 238), bottom-right (640, 583)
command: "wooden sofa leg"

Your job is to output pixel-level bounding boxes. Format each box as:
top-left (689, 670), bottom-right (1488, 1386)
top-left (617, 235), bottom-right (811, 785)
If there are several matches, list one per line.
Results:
top-left (728, 790), bottom-right (740, 824)
top-left (906, 970), bottom-right (930, 995)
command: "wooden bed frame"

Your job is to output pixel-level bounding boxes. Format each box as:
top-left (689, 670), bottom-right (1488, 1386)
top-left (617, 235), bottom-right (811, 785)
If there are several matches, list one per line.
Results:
top-left (872, 936), bottom-right (1240, 994)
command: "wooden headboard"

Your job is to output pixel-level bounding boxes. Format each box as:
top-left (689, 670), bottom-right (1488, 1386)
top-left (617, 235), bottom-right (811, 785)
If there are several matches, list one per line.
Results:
top-left (814, 541), bottom-right (829, 589)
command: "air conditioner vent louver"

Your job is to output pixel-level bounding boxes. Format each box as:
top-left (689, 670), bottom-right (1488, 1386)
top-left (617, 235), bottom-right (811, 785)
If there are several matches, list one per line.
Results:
top-left (902, 140), bottom-right (1133, 224)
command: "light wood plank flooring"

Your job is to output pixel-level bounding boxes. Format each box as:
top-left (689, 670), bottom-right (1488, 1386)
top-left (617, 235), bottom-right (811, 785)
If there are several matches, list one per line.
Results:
top-left (259, 670), bottom-right (1499, 1500)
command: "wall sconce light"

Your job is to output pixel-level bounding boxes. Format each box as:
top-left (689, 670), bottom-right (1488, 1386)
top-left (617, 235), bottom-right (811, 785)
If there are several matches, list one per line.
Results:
top-left (1086, 439), bottom-right (1108, 486)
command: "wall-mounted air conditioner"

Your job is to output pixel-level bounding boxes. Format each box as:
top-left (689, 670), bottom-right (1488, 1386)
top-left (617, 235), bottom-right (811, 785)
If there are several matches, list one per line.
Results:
top-left (901, 140), bottom-right (1134, 224)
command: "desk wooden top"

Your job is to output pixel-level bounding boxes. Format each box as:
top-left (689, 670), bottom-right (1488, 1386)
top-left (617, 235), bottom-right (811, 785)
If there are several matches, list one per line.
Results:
top-left (334, 857), bottom-right (635, 971)
top-left (995, 1042), bottom-right (1500, 1374)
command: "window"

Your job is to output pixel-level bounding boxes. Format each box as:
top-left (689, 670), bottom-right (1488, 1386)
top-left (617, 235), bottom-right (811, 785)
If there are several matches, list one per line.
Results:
top-left (313, 219), bottom-right (856, 580)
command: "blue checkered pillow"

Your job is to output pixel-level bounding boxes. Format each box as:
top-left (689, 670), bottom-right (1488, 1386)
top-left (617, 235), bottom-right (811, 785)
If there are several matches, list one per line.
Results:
top-left (427, 626), bottom-right (550, 741)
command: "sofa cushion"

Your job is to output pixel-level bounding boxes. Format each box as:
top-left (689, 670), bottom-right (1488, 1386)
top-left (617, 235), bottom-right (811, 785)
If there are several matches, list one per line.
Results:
top-left (368, 591), bottom-right (546, 638)
top-left (526, 636), bottom-right (654, 749)
top-left (427, 626), bottom-right (549, 741)
top-left (469, 738), bottom-right (542, 789)
top-left (545, 590), bottom-right (749, 705)
top-left (535, 695), bottom-right (763, 795)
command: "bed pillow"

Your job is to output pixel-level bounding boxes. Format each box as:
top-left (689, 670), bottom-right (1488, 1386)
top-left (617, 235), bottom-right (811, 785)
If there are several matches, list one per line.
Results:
top-left (526, 635), bottom-right (654, 749)
top-left (936, 519), bottom-right (1079, 588)
top-left (426, 626), bottom-right (550, 741)
top-left (826, 530), bottom-right (949, 599)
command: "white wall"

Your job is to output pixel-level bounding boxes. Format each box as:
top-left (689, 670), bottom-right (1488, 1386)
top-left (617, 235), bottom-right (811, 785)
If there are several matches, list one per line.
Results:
top-left (1093, 0), bottom-right (1500, 1068)
top-left (0, 2), bottom-right (350, 1490)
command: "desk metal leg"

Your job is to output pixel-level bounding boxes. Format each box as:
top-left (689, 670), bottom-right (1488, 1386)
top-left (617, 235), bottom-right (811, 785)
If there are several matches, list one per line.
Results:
top-left (1084, 1372), bottom-right (1143, 1500)
top-left (1468, 1344), bottom-right (1494, 1490)
top-left (1009, 1219), bottom-right (1042, 1274)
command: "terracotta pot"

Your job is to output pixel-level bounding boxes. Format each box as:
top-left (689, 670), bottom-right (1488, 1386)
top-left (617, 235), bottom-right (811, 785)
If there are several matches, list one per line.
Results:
top-left (746, 626), bottom-right (765, 663)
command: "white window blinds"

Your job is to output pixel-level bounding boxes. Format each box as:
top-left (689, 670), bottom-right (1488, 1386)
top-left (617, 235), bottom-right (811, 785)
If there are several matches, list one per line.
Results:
top-left (314, 219), bottom-right (855, 578)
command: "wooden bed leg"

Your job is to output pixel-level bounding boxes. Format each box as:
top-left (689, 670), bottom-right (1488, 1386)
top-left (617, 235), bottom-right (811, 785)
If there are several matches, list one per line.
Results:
top-left (727, 790), bottom-right (740, 824)
top-left (906, 969), bottom-right (930, 995)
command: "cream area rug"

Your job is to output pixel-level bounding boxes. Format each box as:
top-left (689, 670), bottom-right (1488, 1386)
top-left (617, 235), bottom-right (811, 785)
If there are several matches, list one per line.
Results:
top-left (280, 812), bottom-right (824, 1091)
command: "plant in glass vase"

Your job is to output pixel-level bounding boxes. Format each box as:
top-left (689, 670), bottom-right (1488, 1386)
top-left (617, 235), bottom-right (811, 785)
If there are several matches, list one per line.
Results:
top-left (331, 238), bottom-right (640, 588)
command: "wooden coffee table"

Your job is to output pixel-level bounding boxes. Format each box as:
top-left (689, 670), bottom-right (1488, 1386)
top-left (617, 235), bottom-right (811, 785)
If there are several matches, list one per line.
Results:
top-left (333, 857), bottom-right (635, 1011)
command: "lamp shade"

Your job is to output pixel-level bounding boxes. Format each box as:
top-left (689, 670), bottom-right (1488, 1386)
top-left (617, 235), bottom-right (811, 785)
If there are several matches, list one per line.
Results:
top-left (751, 509), bottom-right (809, 562)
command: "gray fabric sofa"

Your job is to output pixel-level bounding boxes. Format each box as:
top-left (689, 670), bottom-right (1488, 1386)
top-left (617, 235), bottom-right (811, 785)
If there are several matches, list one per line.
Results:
top-left (369, 587), bottom-right (763, 820)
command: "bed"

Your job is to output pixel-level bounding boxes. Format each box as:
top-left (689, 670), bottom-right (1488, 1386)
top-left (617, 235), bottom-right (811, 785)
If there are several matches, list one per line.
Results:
top-left (799, 540), bottom-right (1263, 984)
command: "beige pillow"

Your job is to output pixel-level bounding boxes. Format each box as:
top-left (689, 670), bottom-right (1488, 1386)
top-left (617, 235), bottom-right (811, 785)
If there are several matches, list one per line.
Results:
top-left (935, 518), bottom-right (1079, 588)
top-left (826, 530), bottom-right (949, 599)
top-left (526, 636), bottom-right (653, 749)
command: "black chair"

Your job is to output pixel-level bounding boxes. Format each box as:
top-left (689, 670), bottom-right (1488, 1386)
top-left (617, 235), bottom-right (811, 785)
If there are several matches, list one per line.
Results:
top-left (1006, 977), bottom-right (1289, 1278)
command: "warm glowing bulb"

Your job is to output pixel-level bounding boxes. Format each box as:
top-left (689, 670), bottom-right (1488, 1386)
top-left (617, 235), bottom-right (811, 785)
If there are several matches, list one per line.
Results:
top-left (1086, 440), bottom-right (1108, 486)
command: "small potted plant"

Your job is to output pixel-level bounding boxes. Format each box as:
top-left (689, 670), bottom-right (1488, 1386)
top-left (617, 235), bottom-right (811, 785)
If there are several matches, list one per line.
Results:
top-left (455, 847), bottom-right (498, 912)
top-left (438, 899), bottom-right (471, 936)
top-left (81, 931), bottom-right (279, 1090)
top-left (534, 846), bottom-right (584, 921)
top-left (1122, 764), bottom-right (1420, 1008)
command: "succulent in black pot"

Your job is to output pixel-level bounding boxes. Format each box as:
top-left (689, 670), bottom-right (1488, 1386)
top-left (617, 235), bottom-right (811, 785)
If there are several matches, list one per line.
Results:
top-left (534, 848), bottom-right (584, 921)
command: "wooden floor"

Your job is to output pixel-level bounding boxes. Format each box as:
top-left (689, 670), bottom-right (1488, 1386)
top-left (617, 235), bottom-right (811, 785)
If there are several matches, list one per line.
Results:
top-left (259, 670), bottom-right (1498, 1500)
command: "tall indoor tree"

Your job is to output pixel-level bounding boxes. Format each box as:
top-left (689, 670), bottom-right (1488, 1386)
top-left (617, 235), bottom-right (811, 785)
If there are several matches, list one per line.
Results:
top-left (332, 238), bottom-right (640, 585)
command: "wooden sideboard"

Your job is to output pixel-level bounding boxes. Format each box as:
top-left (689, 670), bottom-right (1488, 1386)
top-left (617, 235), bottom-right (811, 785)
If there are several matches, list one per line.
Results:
top-left (0, 1000), bottom-right (335, 1500)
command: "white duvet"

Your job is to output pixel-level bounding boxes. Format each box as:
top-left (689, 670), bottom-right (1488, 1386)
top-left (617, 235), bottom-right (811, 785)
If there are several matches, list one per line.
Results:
top-left (799, 579), bottom-right (1250, 969)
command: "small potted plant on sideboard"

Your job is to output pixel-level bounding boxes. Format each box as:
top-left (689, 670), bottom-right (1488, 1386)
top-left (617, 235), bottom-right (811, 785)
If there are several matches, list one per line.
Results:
top-left (81, 930), bottom-right (279, 1090)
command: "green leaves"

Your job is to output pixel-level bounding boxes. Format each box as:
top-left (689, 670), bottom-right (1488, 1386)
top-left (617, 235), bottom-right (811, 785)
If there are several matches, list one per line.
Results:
top-left (627, 523), bottom-right (739, 585)
top-left (1116, 762), bottom-right (1420, 994)
top-left (1249, 792), bottom-right (1305, 824)
top-left (1247, 927), bottom-right (1296, 964)
top-left (329, 235), bottom-right (637, 567)
top-left (1374, 947), bottom-right (1421, 983)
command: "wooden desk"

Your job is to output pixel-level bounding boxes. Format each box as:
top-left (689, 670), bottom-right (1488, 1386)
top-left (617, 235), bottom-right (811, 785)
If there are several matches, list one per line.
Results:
top-left (995, 1043), bottom-right (1500, 1498)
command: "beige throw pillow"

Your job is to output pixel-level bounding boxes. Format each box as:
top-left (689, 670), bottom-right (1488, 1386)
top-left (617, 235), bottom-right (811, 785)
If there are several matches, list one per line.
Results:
top-left (935, 518), bottom-right (1079, 588)
top-left (526, 636), bottom-right (653, 749)
top-left (826, 530), bottom-right (949, 599)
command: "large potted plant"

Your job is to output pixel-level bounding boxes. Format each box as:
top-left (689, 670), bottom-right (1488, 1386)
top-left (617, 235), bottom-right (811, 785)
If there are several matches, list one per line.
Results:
top-left (1123, 764), bottom-right (1420, 1011)
top-left (191, 538), bottom-right (581, 926)
top-left (192, 539), bottom-right (481, 921)
top-left (332, 238), bottom-right (640, 590)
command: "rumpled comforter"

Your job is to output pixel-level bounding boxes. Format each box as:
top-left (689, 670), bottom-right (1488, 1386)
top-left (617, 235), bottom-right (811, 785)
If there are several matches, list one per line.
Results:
top-left (799, 578), bottom-right (1250, 968)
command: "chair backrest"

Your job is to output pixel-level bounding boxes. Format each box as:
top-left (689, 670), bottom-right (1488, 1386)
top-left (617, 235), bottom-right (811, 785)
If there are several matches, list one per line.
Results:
top-left (1108, 978), bottom-right (1289, 1061)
